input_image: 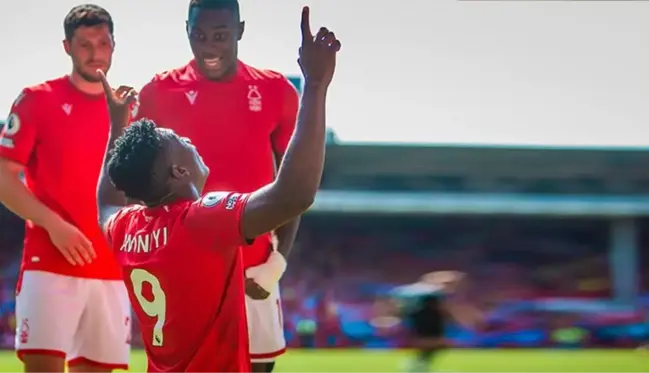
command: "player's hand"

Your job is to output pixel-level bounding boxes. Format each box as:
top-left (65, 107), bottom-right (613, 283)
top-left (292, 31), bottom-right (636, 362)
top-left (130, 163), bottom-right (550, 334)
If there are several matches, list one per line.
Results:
top-left (44, 217), bottom-right (95, 266)
top-left (97, 69), bottom-right (137, 129)
top-left (245, 278), bottom-right (271, 300)
top-left (298, 6), bottom-right (341, 88)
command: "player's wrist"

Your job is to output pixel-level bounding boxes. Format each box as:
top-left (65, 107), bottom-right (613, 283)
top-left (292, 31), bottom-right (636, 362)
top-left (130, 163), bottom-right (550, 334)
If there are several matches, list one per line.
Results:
top-left (34, 207), bottom-right (62, 231)
top-left (303, 81), bottom-right (328, 95)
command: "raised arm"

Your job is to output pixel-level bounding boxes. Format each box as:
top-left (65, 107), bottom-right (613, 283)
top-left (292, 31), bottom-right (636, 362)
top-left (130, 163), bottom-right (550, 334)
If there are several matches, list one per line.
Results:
top-left (240, 6), bottom-right (341, 240)
top-left (95, 71), bottom-right (137, 232)
top-left (270, 78), bottom-right (301, 258)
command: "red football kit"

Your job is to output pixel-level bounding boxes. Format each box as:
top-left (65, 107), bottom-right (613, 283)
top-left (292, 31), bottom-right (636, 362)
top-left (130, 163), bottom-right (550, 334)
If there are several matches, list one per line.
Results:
top-left (0, 76), bottom-right (121, 280)
top-left (134, 60), bottom-right (299, 268)
top-left (105, 192), bottom-right (252, 372)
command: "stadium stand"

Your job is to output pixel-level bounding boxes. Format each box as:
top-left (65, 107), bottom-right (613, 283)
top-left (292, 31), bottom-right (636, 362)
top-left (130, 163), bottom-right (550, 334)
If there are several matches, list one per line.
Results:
top-left (0, 142), bottom-right (647, 349)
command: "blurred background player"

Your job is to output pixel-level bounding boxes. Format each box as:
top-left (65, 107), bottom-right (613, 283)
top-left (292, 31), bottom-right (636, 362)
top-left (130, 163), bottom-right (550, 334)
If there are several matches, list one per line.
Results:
top-left (95, 8), bottom-right (340, 371)
top-left (375, 271), bottom-right (484, 372)
top-left (0, 5), bottom-right (131, 372)
top-left (132, 0), bottom-right (300, 371)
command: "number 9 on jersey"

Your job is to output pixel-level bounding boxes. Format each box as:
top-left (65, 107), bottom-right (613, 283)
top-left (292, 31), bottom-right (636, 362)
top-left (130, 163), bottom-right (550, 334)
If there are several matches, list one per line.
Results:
top-left (130, 268), bottom-right (167, 346)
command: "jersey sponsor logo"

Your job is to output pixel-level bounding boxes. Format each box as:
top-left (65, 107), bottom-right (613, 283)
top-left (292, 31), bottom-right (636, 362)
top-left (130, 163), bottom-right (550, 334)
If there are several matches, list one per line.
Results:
top-left (247, 85), bottom-right (262, 112)
top-left (201, 191), bottom-right (228, 208)
top-left (225, 194), bottom-right (239, 210)
top-left (185, 90), bottom-right (198, 105)
top-left (61, 103), bottom-right (72, 115)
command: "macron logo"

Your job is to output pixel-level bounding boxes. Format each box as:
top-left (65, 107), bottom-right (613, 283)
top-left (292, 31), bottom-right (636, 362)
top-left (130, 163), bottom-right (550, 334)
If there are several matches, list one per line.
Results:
top-left (61, 103), bottom-right (72, 115)
top-left (185, 90), bottom-right (198, 105)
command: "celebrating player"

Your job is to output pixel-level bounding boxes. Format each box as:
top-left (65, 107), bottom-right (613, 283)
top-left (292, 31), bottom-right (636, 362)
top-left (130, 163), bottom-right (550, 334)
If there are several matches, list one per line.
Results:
top-left (0, 5), bottom-right (130, 373)
top-left (132, 0), bottom-right (301, 370)
top-left (96, 6), bottom-right (340, 372)
top-left (0, 5), bottom-right (130, 372)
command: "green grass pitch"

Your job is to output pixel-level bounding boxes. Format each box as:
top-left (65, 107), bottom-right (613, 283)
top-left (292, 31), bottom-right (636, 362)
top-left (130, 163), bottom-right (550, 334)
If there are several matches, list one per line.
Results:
top-left (0, 349), bottom-right (644, 371)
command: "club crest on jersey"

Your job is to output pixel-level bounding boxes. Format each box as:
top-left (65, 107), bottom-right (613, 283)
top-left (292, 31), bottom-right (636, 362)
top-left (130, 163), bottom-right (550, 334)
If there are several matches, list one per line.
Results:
top-left (201, 192), bottom-right (228, 208)
top-left (247, 85), bottom-right (262, 112)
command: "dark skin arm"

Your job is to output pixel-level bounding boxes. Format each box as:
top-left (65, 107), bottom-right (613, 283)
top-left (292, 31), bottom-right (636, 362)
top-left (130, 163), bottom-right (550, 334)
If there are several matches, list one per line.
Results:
top-left (243, 9), bottom-right (334, 299)
top-left (97, 128), bottom-right (128, 228)
top-left (272, 154), bottom-right (301, 258)
top-left (238, 7), bottom-right (340, 241)
top-left (245, 155), bottom-right (299, 301)
top-left (95, 73), bottom-right (136, 233)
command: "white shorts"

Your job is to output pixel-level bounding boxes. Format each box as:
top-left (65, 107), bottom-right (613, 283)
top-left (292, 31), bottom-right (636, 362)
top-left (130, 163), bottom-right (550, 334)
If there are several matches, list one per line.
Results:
top-left (15, 270), bottom-right (131, 370)
top-left (246, 284), bottom-right (286, 362)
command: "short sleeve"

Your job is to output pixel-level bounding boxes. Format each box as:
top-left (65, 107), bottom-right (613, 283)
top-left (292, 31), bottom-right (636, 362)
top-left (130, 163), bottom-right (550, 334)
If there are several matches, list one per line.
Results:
top-left (270, 77), bottom-right (299, 156)
top-left (0, 90), bottom-right (39, 165)
top-left (183, 192), bottom-right (251, 249)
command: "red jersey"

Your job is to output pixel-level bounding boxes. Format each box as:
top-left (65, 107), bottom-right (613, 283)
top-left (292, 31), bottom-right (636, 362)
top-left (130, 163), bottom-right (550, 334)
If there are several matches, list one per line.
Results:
top-left (135, 60), bottom-right (299, 268)
top-left (0, 76), bottom-right (121, 280)
top-left (105, 192), bottom-right (251, 372)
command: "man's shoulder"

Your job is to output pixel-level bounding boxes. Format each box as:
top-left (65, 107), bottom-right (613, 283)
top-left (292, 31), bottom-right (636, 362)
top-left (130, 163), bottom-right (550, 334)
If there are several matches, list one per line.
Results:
top-left (237, 61), bottom-right (292, 88)
top-left (13, 76), bottom-right (69, 106)
top-left (144, 62), bottom-right (198, 89)
top-left (112, 204), bottom-right (146, 226)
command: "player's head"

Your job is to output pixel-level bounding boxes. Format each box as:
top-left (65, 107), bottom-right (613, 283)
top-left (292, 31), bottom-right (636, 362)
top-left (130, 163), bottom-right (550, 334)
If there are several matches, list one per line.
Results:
top-left (63, 4), bottom-right (115, 83)
top-left (107, 119), bottom-right (209, 205)
top-left (186, 0), bottom-right (244, 81)
top-left (421, 271), bottom-right (465, 293)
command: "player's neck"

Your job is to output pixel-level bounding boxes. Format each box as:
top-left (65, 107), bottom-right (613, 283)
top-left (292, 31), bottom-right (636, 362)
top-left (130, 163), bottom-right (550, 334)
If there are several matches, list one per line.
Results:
top-left (144, 190), bottom-right (197, 208)
top-left (197, 62), bottom-right (238, 82)
top-left (214, 65), bottom-right (237, 82)
top-left (68, 73), bottom-right (104, 96)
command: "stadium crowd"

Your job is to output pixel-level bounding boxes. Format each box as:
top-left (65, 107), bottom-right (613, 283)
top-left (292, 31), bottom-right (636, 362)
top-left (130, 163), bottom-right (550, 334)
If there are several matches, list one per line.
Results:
top-left (0, 208), bottom-right (647, 349)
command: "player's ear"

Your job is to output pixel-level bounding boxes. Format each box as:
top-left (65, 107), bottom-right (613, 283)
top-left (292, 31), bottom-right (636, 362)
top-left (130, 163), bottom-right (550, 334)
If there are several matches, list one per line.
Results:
top-left (237, 21), bottom-right (245, 41)
top-left (170, 165), bottom-right (190, 180)
top-left (63, 39), bottom-right (72, 56)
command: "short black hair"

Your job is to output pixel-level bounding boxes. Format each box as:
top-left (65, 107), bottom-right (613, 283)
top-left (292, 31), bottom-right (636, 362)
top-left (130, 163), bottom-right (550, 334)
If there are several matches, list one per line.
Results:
top-left (188, 0), bottom-right (240, 19)
top-left (64, 4), bottom-right (114, 41)
top-left (107, 119), bottom-right (162, 203)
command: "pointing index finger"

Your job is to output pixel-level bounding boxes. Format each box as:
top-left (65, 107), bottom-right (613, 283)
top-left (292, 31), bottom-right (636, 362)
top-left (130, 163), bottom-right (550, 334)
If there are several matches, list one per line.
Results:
top-left (96, 69), bottom-right (112, 97)
top-left (300, 6), bottom-right (312, 41)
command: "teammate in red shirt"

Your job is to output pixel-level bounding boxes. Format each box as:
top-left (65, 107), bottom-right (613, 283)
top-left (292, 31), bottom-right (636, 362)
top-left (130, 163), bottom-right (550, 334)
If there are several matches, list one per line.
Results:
top-left (96, 7), bottom-right (340, 371)
top-left (133, 2), bottom-right (300, 368)
top-left (0, 5), bottom-right (130, 372)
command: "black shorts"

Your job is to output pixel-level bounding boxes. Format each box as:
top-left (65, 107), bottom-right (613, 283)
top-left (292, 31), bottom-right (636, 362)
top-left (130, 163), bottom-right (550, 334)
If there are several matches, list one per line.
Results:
top-left (407, 296), bottom-right (445, 338)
